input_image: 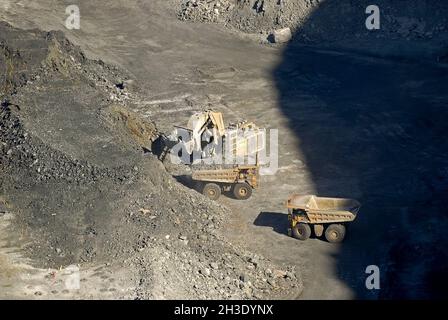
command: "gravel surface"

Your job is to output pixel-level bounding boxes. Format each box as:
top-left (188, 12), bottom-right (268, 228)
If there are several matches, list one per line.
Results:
top-left (0, 22), bottom-right (301, 299)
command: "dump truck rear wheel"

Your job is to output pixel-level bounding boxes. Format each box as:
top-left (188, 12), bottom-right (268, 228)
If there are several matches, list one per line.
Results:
top-left (203, 183), bottom-right (221, 200)
top-left (233, 183), bottom-right (252, 200)
top-left (325, 224), bottom-right (346, 243)
top-left (292, 223), bottom-right (311, 241)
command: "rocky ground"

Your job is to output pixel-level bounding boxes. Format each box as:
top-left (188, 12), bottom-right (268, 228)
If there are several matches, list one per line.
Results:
top-left (179, 0), bottom-right (448, 44)
top-left (0, 21), bottom-right (300, 299)
top-left (179, 0), bottom-right (313, 35)
top-left (1, 0), bottom-right (447, 300)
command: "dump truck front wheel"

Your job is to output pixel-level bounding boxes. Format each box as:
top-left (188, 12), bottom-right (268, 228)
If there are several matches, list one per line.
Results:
top-left (233, 183), bottom-right (252, 200)
top-left (325, 224), bottom-right (346, 243)
top-left (292, 223), bottom-right (311, 241)
top-left (203, 183), bottom-right (221, 200)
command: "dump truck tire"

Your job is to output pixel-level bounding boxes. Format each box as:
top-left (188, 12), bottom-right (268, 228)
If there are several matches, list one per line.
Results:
top-left (233, 183), bottom-right (252, 200)
top-left (203, 183), bottom-right (221, 200)
top-left (292, 223), bottom-right (311, 241)
top-left (325, 224), bottom-right (346, 243)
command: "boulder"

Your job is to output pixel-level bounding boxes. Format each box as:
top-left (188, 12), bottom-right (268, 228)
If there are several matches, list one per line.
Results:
top-left (270, 27), bottom-right (292, 43)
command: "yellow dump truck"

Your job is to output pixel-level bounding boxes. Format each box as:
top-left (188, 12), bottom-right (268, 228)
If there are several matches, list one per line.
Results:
top-left (286, 194), bottom-right (361, 243)
top-left (192, 165), bottom-right (259, 200)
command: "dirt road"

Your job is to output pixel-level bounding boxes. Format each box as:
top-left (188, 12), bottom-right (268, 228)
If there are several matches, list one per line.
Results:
top-left (1, 0), bottom-right (447, 299)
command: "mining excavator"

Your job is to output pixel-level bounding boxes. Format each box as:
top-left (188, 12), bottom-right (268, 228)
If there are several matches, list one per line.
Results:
top-left (169, 110), bottom-right (265, 200)
top-left (173, 110), bottom-right (264, 159)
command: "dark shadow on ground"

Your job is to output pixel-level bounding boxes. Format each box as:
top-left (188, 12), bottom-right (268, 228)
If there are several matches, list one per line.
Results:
top-left (254, 212), bottom-right (289, 236)
top-left (173, 174), bottom-right (197, 189)
top-left (254, 211), bottom-right (325, 241)
top-left (274, 0), bottom-right (448, 299)
top-left (173, 174), bottom-right (237, 199)
top-left (174, 174), bottom-right (211, 197)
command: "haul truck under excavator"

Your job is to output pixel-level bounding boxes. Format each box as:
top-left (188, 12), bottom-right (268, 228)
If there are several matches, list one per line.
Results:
top-left (192, 165), bottom-right (259, 200)
top-left (173, 110), bottom-right (265, 200)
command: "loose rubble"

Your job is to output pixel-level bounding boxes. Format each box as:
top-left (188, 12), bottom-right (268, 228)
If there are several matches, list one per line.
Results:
top-left (178, 0), bottom-right (448, 47)
top-left (179, 0), bottom-right (235, 23)
top-left (0, 22), bottom-right (302, 299)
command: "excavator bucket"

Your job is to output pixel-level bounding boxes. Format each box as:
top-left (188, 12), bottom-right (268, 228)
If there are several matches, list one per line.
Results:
top-left (208, 111), bottom-right (226, 137)
top-left (184, 111), bottom-right (225, 154)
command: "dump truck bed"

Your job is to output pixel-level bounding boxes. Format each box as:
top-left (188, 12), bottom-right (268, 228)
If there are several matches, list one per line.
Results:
top-left (192, 165), bottom-right (259, 188)
top-left (192, 167), bottom-right (240, 184)
top-left (287, 194), bottom-right (360, 223)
